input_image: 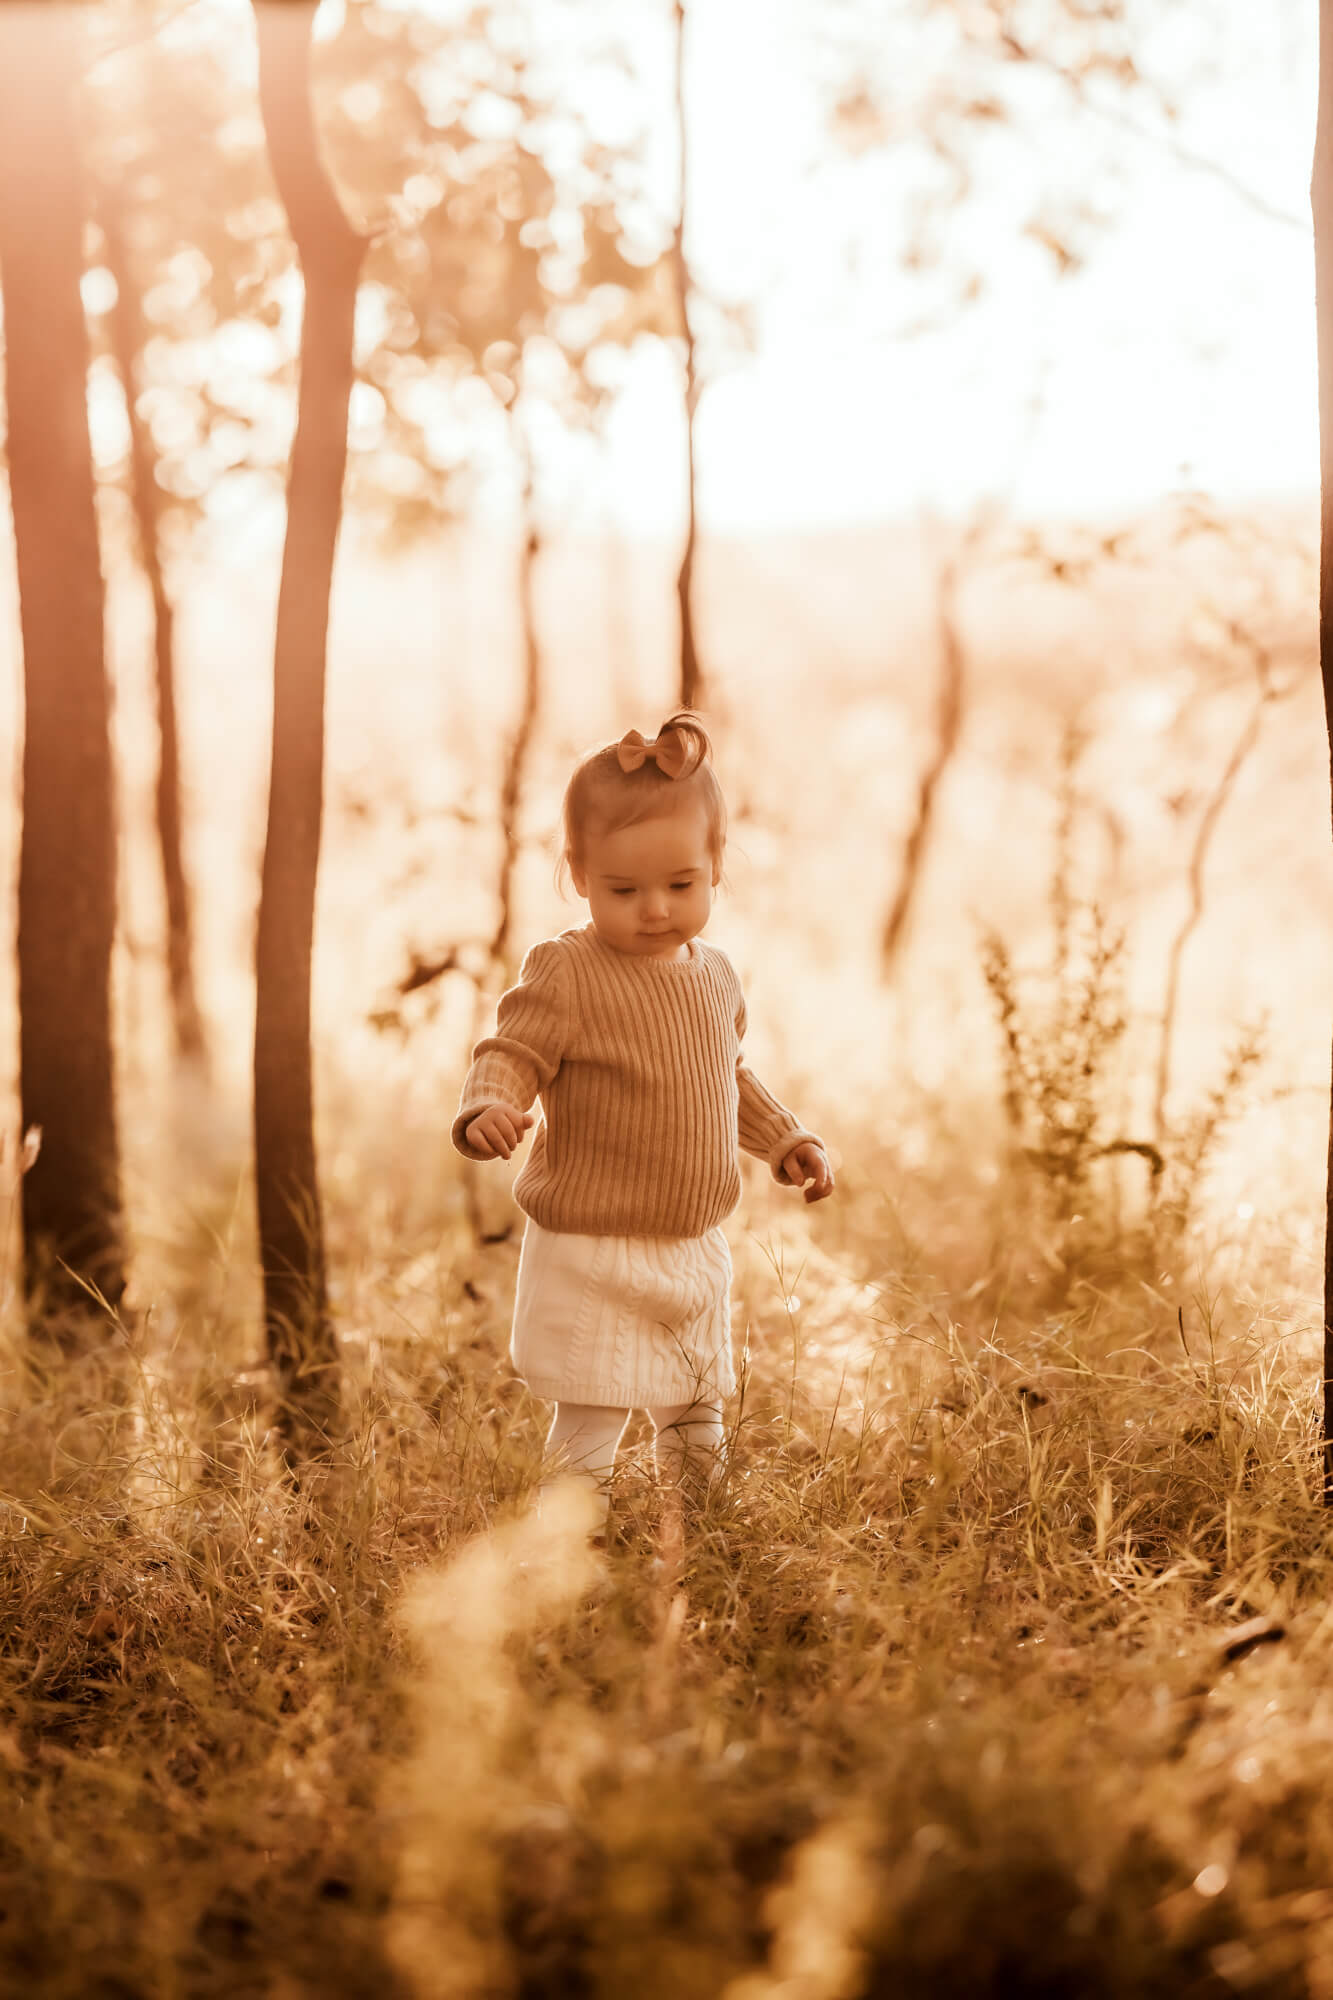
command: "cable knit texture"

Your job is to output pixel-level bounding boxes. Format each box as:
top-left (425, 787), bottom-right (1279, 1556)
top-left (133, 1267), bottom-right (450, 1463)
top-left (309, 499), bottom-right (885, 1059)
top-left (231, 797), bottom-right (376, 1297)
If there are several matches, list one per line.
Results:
top-left (452, 924), bottom-right (820, 1238)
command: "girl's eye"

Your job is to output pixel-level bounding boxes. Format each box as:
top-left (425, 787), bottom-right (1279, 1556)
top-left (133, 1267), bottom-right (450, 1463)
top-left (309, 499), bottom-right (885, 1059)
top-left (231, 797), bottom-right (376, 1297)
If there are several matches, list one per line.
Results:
top-left (671, 883), bottom-right (691, 892)
top-left (612, 888), bottom-right (634, 897)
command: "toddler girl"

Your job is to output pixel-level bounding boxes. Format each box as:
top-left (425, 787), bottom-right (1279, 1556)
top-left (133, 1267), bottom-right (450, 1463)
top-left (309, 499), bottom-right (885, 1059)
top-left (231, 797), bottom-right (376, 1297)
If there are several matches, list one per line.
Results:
top-left (452, 712), bottom-right (833, 1520)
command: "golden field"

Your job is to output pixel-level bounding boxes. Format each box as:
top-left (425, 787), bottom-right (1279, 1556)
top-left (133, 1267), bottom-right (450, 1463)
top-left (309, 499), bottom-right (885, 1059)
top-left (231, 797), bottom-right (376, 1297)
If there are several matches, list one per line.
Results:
top-left (0, 498), bottom-right (1330, 1996)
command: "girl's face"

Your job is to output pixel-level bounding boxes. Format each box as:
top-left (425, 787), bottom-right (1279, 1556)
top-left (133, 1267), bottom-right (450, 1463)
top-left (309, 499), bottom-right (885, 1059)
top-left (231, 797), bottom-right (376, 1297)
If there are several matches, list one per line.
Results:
top-left (571, 801), bottom-right (719, 960)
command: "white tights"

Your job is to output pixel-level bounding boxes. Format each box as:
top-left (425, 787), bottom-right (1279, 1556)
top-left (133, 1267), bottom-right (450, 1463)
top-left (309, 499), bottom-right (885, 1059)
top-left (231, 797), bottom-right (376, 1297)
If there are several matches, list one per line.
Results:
top-left (543, 1398), bottom-right (725, 1512)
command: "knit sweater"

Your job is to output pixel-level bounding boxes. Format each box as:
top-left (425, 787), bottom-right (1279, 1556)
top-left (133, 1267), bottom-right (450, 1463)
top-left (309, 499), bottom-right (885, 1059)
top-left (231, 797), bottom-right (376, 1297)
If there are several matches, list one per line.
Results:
top-left (451, 924), bottom-right (821, 1238)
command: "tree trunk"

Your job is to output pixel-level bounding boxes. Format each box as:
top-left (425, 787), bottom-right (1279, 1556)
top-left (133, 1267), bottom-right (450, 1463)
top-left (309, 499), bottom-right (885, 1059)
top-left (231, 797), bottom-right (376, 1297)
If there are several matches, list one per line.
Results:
top-left (462, 423), bottom-right (542, 1250)
top-left (251, 0), bottom-right (365, 1458)
top-left (671, 0), bottom-right (703, 712)
top-left (490, 421), bottom-right (541, 986)
top-left (880, 537), bottom-right (966, 977)
top-left (0, 6), bottom-right (125, 1338)
top-left (100, 197), bottom-right (208, 1073)
top-left (1316, 0), bottom-right (1333, 1500)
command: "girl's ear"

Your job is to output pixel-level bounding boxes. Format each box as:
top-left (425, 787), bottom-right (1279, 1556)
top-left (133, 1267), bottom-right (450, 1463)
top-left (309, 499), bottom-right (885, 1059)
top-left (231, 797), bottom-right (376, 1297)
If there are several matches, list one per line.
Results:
top-left (570, 858), bottom-right (588, 897)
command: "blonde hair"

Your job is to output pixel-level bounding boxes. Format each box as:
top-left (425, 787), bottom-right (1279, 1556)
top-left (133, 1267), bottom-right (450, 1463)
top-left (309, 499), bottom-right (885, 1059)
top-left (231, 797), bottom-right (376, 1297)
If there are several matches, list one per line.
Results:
top-left (557, 711), bottom-right (727, 894)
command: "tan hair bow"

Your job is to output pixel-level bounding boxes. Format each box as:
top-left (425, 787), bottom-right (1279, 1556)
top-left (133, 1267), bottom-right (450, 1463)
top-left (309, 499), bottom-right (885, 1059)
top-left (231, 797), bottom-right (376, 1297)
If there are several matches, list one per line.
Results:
top-left (616, 726), bottom-right (689, 779)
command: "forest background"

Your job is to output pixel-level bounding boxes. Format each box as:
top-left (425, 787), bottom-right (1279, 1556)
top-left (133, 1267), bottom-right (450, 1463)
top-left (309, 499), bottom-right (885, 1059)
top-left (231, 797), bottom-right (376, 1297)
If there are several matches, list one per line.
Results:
top-left (0, 1), bottom-right (1329, 1995)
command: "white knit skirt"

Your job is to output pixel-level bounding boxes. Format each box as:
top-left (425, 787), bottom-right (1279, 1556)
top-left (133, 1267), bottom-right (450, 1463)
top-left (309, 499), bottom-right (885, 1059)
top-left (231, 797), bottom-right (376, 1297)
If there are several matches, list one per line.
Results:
top-left (510, 1220), bottom-right (736, 1408)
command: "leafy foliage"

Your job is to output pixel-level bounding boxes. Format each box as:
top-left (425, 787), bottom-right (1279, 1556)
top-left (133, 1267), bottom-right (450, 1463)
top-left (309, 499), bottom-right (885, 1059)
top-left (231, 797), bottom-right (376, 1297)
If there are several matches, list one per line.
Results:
top-left (76, 0), bottom-right (686, 556)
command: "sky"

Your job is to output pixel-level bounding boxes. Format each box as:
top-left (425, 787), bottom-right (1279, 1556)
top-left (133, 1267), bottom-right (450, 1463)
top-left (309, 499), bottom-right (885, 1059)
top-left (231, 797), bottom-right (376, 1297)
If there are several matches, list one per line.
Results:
top-left (89, 0), bottom-right (1322, 542)
top-left (580, 0), bottom-right (1318, 534)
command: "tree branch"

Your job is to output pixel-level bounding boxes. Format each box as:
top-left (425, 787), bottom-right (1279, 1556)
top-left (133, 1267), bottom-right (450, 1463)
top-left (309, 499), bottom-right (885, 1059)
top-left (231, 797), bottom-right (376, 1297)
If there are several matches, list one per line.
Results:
top-left (1000, 30), bottom-right (1304, 233)
top-left (1151, 637), bottom-right (1278, 1144)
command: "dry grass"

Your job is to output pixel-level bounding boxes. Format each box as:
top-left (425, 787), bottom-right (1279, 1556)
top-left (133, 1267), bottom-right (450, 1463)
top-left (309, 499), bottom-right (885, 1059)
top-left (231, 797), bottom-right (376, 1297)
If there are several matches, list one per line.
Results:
top-left (0, 502), bottom-right (1329, 1993)
top-left (0, 1124), bottom-right (1329, 1999)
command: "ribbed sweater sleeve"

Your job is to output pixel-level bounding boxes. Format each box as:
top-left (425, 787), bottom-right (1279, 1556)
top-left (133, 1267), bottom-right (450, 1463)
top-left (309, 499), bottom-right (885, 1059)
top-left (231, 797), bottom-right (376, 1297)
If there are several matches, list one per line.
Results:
top-left (451, 941), bottom-right (568, 1159)
top-left (734, 990), bottom-right (822, 1177)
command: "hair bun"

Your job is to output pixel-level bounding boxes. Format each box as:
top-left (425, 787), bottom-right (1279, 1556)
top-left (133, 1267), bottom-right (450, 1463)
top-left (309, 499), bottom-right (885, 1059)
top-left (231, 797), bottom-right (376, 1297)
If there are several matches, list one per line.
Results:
top-left (654, 711), bottom-right (710, 778)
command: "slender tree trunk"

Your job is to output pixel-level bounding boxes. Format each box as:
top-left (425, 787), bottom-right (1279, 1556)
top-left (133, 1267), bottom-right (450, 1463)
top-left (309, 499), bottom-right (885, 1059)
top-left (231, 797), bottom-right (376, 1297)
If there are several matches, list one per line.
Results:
top-left (1151, 666), bottom-right (1270, 1148)
top-left (251, 0), bottom-right (365, 1457)
top-left (604, 488), bottom-right (640, 719)
top-left (490, 421), bottom-right (541, 985)
top-left (1315, 0), bottom-right (1333, 1500)
top-left (0, 6), bottom-right (125, 1338)
top-left (462, 423), bottom-right (542, 1250)
top-left (100, 197), bottom-right (208, 1073)
top-left (671, 0), bottom-right (703, 712)
top-left (880, 537), bottom-right (966, 977)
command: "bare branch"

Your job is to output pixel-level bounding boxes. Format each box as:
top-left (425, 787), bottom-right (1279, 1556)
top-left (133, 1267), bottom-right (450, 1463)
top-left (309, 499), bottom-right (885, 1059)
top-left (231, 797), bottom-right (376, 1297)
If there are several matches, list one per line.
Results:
top-left (1094, 1137), bottom-right (1165, 1178)
top-left (1000, 30), bottom-right (1304, 233)
top-left (82, 0), bottom-right (211, 77)
top-left (879, 531), bottom-right (970, 976)
top-left (1151, 640), bottom-right (1278, 1144)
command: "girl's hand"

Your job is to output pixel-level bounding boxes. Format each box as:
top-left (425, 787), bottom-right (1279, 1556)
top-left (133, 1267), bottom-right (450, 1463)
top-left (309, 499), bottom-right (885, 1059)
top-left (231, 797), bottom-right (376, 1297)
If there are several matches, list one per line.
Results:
top-left (780, 1142), bottom-right (834, 1204)
top-left (466, 1105), bottom-right (534, 1160)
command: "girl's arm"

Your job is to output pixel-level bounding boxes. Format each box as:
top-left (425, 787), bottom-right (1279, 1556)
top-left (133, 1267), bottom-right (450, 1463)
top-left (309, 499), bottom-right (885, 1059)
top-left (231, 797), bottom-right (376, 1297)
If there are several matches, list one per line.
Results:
top-left (734, 991), bottom-right (823, 1181)
top-left (452, 942), bottom-right (569, 1160)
